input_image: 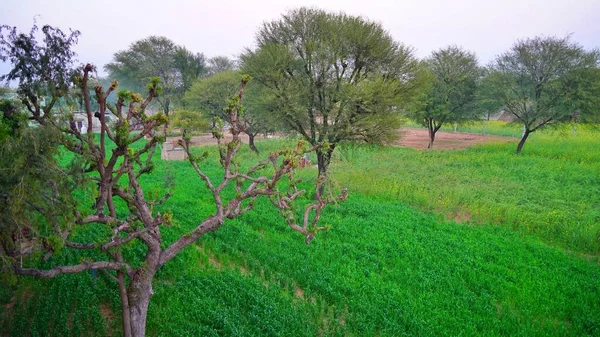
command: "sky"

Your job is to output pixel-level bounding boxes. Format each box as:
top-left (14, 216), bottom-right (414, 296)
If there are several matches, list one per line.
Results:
top-left (1, 0), bottom-right (599, 78)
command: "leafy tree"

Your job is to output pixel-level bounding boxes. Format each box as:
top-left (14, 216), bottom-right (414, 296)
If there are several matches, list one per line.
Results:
top-left (408, 46), bottom-right (481, 148)
top-left (206, 55), bottom-right (236, 76)
top-left (169, 108), bottom-right (210, 136)
top-left (242, 8), bottom-right (420, 185)
top-left (0, 86), bottom-right (13, 96)
top-left (184, 70), bottom-right (240, 126)
top-left (174, 46), bottom-right (207, 93)
top-left (484, 35), bottom-right (600, 154)
top-left (184, 70), bottom-right (281, 153)
top-left (105, 36), bottom-right (207, 117)
top-left (1, 25), bottom-right (345, 337)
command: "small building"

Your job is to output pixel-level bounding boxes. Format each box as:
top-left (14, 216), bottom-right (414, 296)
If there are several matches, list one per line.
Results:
top-left (71, 111), bottom-right (113, 133)
top-left (161, 142), bottom-right (188, 161)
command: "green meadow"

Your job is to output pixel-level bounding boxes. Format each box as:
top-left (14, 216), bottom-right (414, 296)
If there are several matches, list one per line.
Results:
top-left (1, 125), bottom-right (599, 336)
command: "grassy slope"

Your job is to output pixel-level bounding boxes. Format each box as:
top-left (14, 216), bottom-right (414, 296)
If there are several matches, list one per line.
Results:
top-left (1, 133), bottom-right (599, 336)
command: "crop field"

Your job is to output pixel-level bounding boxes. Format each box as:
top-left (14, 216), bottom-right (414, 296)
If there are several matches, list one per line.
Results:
top-left (1, 125), bottom-right (599, 336)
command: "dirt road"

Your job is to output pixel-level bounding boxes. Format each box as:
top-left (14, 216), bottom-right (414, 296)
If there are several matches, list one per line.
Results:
top-left (167, 128), bottom-right (514, 150)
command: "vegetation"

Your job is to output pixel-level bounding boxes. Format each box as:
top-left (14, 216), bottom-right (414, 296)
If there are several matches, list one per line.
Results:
top-left (242, 7), bottom-right (421, 183)
top-left (334, 124), bottom-right (600, 254)
top-left (105, 36), bottom-right (207, 117)
top-left (2, 136), bottom-right (600, 336)
top-left (184, 70), bottom-right (280, 153)
top-left (205, 56), bottom-right (237, 77)
top-left (408, 46), bottom-right (481, 148)
top-left (0, 25), bottom-right (343, 337)
top-left (482, 35), bottom-right (600, 154)
top-left (2, 6), bottom-right (600, 337)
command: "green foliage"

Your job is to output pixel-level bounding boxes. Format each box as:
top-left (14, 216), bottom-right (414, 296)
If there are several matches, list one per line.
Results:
top-left (0, 104), bottom-right (79, 269)
top-left (483, 35), bottom-right (600, 135)
top-left (2, 138), bottom-right (600, 336)
top-left (169, 109), bottom-right (210, 135)
top-left (242, 7), bottom-right (420, 152)
top-left (0, 24), bottom-right (80, 107)
top-left (184, 70), bottom-right (281, 138)
top-left (334, 124), bottom-right (600, 254)
top-left (105, 37), bottom-right (206, 113)
top-left (407, 46), bottom-right (481, 143)
top-left (184, 70), bottom-right (241, 121)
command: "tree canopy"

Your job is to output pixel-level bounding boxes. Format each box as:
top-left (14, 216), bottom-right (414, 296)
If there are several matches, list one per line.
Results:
top-left (242, 7), bottom-right (421, 180)
top-left (105, 36), bottom-right (207, 116)
top-left (482, 35), bottom-right (600, 154)
top-left (184, 70), bottom-right (281, 153)
top-left (407, 46), bottom-right (481, 148)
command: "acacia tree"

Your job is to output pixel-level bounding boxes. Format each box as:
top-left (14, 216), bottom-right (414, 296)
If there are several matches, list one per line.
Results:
top-left (407, 46), bottom-right (481, 148)
top-left (0, 25), bottom-right (345, 337)
top-left (184, 70), bottom-right (281, 153)
top-left (242, 8), bottom-right (421, 185)
top-left (206, 55), bottom-right (236, 76)
top-left (105, 36), bottom-right (207, 117)
top-left (484, 35), bottom-right (600, 154)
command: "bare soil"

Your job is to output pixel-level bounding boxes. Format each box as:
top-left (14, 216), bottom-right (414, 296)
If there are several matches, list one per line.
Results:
top-left (394, 128), bottom-right (514, 150)
top-left (166, 128), bottom-right (514, 150)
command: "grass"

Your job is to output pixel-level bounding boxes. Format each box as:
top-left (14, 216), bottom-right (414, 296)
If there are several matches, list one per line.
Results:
top-left (1, 128), bottom-right (600, 336)
top-left (333, 125), bottom-right (600, 255)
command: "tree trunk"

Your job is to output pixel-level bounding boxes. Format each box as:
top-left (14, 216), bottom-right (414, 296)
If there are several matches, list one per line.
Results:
top-left (516, 129), bottom-right (530, 155)
top-left (248, 133), bottom-right (259, 154)
top-left (316, 146), bottom-right (334, 196)
top-left (128, 279), bottom-right (153, 337)
top-left (427, 124), bottom-right (436, 149)
top-left (162, 98), bottom-right (170, 139)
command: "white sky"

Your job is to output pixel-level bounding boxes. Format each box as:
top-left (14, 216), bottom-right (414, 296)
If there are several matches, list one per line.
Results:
top-left (1, 0), bottom-right (599, 78)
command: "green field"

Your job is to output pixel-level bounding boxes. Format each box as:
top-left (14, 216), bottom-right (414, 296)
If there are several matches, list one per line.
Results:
top-left (1, 126), bottom-right (599, 336)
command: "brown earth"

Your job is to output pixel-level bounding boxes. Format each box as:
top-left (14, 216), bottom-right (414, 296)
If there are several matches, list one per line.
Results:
top-left (395, 128), bottom-right (514, 150)
top-left (167, 128), bottom-right (514, 150)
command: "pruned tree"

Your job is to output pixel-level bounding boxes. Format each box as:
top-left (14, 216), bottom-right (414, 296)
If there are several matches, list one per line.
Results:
top-left (484, 35), bottom-right (600, 154)
top-left (242, 7), bottom-right (421, 187)
top-left (407, 46), bottom-right (481, 148)
top-left (0, 24), bottom-right (346, 337)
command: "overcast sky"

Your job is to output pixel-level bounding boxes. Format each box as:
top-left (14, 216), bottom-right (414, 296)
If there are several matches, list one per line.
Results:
top-left (1, 0), bottom-right (599, 78)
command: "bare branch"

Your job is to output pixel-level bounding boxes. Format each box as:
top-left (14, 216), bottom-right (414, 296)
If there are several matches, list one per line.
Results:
top-left (15, 261), bottom-right (133, 279)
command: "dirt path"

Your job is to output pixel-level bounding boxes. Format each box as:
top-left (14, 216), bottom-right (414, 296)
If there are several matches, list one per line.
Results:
top-left (394, 128), bottom-right (514, 150)
top-left (167, 128), bottom-right (514, 150)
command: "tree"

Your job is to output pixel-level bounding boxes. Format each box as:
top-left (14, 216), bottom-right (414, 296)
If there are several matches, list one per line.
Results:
top-left (1, 25), bottom-right (346, 337)
top-left (407, 46), bottom-right (481, 148)
top-left (484, 35), bottom-right (600, 154)
top-left (184, 70), bottom-right (240, 127)
top-left (174, 46), bottom-right (207, 93)
top-left (242, 8), bottom-right (421, 186)
top-left (105, 36), bottom-right (208, 117)
top-left (184, 70), bottom-right (281, 153)
top-left (206, 55), bottom-right (236, 76)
